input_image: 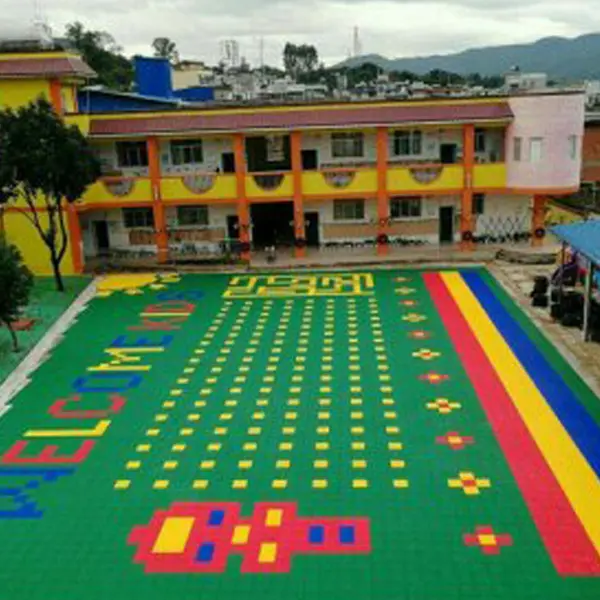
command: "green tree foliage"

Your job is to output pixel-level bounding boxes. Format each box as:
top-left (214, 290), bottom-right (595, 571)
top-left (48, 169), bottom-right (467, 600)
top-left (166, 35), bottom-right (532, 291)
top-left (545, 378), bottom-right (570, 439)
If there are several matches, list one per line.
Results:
top-left (152, 37), bottom-right (180, 64)
top-left (283, 43), bottom-right (319, 77)
top-left (0, 240), bottom-right (33, 352)
top-left (0, 99), bottom-right (101, 291)
top-left (65, 22), bottom-right (133, 90)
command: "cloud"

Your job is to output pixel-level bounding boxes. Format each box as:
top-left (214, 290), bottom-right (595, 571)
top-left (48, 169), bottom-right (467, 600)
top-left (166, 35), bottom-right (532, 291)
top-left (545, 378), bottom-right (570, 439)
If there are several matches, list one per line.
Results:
top-left (2, 0), bottom-right (599, 67)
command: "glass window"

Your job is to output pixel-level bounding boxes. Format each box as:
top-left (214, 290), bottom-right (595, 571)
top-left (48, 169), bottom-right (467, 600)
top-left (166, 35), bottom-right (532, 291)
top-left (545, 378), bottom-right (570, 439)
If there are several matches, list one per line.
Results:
top-left (390, 197), bottom-right (422, 218)
top-left (475, 129), bottom-right (486, 153)
top-left (170, 139), bottom-right (203, 165)
top-left (568, 135), bottom-right (578, 160)
top-left (116, 142), bottom-right (148, 168)
top-left (177, 205), bottom-right (209, 226)
top-left (529, 137), bottom-right (543, 163)
top-left (513, 137), bottom-right (522, 161)
top-left (393, 130), bottom-right (422, 156)
top-left (331, 133), bottom-right (364, 158)
top-left (333, 199), bottom-right (365, 220)
top-left (473, 193), bottom-right (485, 215)
top-left (123, 208), bottom-right (154, 228)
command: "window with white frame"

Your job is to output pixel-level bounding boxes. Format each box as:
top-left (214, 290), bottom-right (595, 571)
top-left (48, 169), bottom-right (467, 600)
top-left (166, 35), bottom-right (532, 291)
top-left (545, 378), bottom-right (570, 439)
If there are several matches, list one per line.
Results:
top-left (331, 132), bottom-right (364, 158)
top-left (177, 205), bottom-right (209, 226)
top-left (170, 139), bottom-right (203, 165)
top-left (529, 137), bottom-right (544, 163)
top-left (568, 135), bottom-right (578, 160)
top-left (513, 137), bottom-right (522, 161)
top-left (333, 199), bottom-right (365, 220)
top-left (475, 128), bottom-right (486, 153)
top-left (116, 141), bottom-right (148, 168)
top-left (390, 196), bottom-right (422, 219)
top-left (392, 130), bottom-right (422, 157)
top-left (123, 208), bottom-right (154, 228)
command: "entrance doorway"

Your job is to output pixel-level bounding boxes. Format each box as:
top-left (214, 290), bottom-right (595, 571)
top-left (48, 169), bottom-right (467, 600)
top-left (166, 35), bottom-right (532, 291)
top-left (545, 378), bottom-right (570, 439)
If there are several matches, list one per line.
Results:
top-left (93, 221), bottom-right (110, 255)
top-left (440, 144), bottom-right (458, 164)
top-left (227, 215), bottom-right (239, 240)
top-left (250, 202), bottom-right (294, 248)
top-left (305, 212), bottom-right (320, 246)
top-left (439, 206), bottom-right (455, 243)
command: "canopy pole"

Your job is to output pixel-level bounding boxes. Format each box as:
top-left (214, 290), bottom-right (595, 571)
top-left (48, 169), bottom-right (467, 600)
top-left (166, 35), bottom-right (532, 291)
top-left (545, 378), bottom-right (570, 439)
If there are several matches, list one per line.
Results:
top-left (582, 259), bottom-right (594, 342)
top-left (559, 242), bottom-right (566, 302)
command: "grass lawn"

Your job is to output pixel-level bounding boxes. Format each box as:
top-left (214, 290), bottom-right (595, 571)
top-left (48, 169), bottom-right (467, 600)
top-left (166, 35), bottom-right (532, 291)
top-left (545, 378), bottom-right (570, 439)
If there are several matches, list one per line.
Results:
top-left (0, 269), bottom-right (598, 600)
top-left (0, 276), bottom-right (90, 385)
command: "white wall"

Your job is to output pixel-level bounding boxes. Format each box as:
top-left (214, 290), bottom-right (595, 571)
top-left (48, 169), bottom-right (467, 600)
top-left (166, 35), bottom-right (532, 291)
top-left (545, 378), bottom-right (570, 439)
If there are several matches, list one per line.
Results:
top-left (159, 137), bottom-right (233, 174)
top-left (302, 131), bottom-right (377, 167)
top-left (474, 194), bottom-right (531, 237)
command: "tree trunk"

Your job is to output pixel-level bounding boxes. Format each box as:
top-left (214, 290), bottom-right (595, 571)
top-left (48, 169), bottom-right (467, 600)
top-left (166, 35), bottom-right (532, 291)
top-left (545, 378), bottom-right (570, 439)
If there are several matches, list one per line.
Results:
top-left (50, 253), bottom-right (65, 292)
top-left (4, 320), bottom-right (19, 352)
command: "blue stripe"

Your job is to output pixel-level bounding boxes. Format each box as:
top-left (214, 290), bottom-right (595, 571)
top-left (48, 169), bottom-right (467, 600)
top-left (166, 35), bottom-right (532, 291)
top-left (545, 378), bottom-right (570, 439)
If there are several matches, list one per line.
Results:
top-left (462, 271), bottom-right (600, 478)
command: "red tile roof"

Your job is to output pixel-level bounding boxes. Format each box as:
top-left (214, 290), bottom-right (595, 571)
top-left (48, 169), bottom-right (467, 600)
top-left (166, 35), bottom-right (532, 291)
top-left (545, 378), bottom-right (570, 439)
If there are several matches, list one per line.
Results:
top-left (0, 56), bottom-right (96, 79)
top-left (90, 101), bottom-right (513, 136)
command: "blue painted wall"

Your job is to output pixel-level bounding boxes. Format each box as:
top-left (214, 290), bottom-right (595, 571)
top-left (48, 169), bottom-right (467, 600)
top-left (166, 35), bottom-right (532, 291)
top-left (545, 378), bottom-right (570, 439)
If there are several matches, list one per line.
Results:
top-left (134, 56), bottom-right (173, 98)
top-left (173, 86), bottom-right (215, 102)
top-left (78, 91), bottom-right (177, 113)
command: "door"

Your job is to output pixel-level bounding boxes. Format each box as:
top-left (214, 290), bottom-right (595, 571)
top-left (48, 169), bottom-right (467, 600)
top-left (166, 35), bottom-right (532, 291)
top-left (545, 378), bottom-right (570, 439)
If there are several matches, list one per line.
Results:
top-left (301, 149), bottom-right (318, 170)
top-left (440, 144), bottom-right (457, 164)
top-left (222, 152), bottom-right (235, 173)
top-left (93, 221), bottom-right (110, 255)
top-left (227, 215), bottom-right (239, 239)
top-left (439, 206), bottom-right (454, 243)
top-left (305, 212), bottom-right (320, 246)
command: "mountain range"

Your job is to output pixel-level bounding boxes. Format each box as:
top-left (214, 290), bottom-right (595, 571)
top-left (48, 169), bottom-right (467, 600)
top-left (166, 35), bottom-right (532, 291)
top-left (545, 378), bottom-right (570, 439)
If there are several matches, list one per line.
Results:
top-left (335, 34), bottom-right (600, 81)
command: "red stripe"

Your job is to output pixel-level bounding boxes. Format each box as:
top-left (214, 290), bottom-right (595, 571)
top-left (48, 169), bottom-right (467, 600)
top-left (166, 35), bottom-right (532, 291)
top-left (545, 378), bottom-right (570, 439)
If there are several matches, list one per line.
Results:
top-left (423, 272), bottom-right (600, 575)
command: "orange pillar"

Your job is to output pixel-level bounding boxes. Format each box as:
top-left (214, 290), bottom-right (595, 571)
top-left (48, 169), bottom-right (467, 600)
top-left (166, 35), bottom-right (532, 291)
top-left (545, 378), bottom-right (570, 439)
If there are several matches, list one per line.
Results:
top-left (66, 204), bottom-right (83, 274)
top-left (531, 195), bottom-right (547, 247)
top-left (376, 127), bottom-right (389, 255)
top-left (49, 79), bottom-right (63, 114)
top-left (233, 133), bottom-right (251, 261)
top-left (290, 130), bottom-right (305, 258)
top-left (147, 137), bottom-right (168, 263)
top-left (461, 124), bottom-right (475, 250)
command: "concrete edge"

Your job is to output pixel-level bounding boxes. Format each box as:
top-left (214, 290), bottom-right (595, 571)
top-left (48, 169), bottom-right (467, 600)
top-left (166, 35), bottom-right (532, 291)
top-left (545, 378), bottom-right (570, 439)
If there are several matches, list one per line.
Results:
top-left (489, 265), bottom-right (600, 399)
top-left (0, 278), bottom-right (98, 415)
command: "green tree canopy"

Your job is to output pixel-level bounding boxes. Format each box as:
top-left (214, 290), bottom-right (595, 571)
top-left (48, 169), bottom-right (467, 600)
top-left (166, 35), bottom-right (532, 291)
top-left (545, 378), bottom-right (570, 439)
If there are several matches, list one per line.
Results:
top-left (152, 37), bottom-right (180, 64)
top-left (65, 22), bottom-right (133, 90)
top-left (0, 99), bottom-right (100, 291)
top-left (0, 240), bottom-right (33, 352)
top-left (283, 43), bottom-right (319, 77)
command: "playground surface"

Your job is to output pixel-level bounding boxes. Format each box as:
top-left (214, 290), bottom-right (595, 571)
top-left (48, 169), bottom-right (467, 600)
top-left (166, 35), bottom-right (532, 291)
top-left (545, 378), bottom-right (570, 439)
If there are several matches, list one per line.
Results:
top-left (0, 268), bottom-right (599, 600)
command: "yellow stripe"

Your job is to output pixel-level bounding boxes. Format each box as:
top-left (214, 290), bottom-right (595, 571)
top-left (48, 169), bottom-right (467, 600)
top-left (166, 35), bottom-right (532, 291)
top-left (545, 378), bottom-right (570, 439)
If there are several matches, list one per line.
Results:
top-left (152, 517), bottom-right (195, 554)
top-left (442, 271), bottom-right (600, 554)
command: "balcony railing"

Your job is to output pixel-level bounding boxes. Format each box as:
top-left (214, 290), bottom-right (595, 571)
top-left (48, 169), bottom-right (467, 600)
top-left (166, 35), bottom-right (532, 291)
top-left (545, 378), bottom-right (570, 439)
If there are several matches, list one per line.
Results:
top-left (161, 172), bottom-right (237, 201)
top-left (246, 171), bottom-right (293, 198)
top-left (303, 167), bottom-right (377, 196)
top-left (80, 177), bottom-right (152, 205)
top-left (387, 164), bottom-right (464, 193)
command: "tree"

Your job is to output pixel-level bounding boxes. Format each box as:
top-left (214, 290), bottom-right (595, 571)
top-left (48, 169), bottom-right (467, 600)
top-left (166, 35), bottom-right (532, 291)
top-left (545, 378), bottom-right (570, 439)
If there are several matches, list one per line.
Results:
top-left (65, 22), bottom-right (133, 90)
top-left (283, 43), bottom-right (319, 77)
top-left (0, 240), bottom-right (33, 352)
top-left (0, 99), bottom-right (101, 291)
top-left (152, 37), bottom-right (180, 64)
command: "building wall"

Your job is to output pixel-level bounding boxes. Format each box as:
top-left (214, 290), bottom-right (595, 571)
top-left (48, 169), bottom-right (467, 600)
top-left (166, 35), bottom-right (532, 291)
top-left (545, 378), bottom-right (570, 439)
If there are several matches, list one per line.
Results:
top-left (582, 123), bottom-right (600, 182)
top-left (159, 137), bottom-right (233, 174)
top-left (506, 93), bottom-right (585, 190)
top-left (0, 79), bottom-right (50, 109)
top-left (474, 194), bottom-right (531, 237)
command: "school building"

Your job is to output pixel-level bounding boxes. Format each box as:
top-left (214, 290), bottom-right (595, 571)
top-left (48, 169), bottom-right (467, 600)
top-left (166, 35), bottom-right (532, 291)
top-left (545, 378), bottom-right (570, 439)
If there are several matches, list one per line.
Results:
top-left (0, 47), bottom-right (586, 275)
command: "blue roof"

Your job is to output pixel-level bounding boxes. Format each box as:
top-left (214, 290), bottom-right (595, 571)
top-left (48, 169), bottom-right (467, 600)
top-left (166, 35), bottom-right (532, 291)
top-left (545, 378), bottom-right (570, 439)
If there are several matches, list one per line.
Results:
top-left (551, 219), bottom-right (600, 268)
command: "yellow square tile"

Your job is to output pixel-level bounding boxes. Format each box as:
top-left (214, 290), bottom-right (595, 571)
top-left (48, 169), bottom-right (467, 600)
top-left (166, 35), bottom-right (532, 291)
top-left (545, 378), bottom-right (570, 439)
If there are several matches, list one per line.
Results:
top-left (350, 398), bottom-right (363, 406)
top-left (351, 412), bottom-right (364, 420)
top-left (276, 459), bottom-right (290, 469)
top-left (393, 479), bottom-right (409, 489)
top-left (155, 414), bottom-right (168, 422)
top-left (200, 388), bottom-right (212, 396)
top-left (319, 399), bottom-right (331, 406)
top-left (380, 386), bottom-right (393, 393)
top-left (238, 460), bottom-right (253, 469)
top-left (282, 427), bottom-right (295, 435)
top-left (260, 387), bottom-right (272, 394)
top-left (206, 377), bottom-right (218, 384)
top-left (188, 414), bottom-right (201, 422)
top-left (351, 427), bottom-right (365, 435)
top-left (318, 412), bottom-right (330, 420)
top-left (384, 412), bottom-right (397, 420)
top-left (353, 479), bottom-right (368, 489)
top-left (256, 400), bottom-right (269, 407)
top-left (195, 400), bottom-right (207, 408)
top-left (314, 459), bottom-right (328, 469)
top-left (272, 479), bottom-right (288, 489)
top-left (153, 480), bottom-right (169, 490)
top-left (207, 443), bottom-right (221, 452)
top-left (388, 442), bottom-right (403, 450)
top-left (126, 461), bottom-right (141, 470)
top-left (136, 444), bottom-right (151, 452)
top-left (163, 460), bottom-right (178, 470)
top-left (315, 442), bottom-right (329, 450)
top-left (312, 479), bottom-right (328, 489)
top-left (390, 460), bottom-right (405, 469)
top-left (146, 429), bottom-right (160, 436)
top-left (172, 443), bottom-right (186, 452)
top-left (214, 427), bottom-right (228, 435)
top-left (253, 412), bottom-right (265, 420)
top-left (200, 460), bottom-right (215, 470)
top-left (248, 427), bottom-right (262, 435)
top-left (232, 479), bottom-right (247, 489)
top-left (162, 401), bottom-right (176, 409)
top-left (287, 399), bottom-right (300, 406)
top-left (382, 398), bottom-right (395, 406)
top-left (320, 386), bottom-right (332, 393)
top-left (114, 480), bottom-right (130, 490)
top-left (193, 479), bottom-right (209, 490)
top-left (279, 442), bottom-right (293, 451)
top-left (285, 412), bottom-right (297, 420)
top-left (317, 426), bottom-right (330, 435)
top-left (289, 387), bottom-right (302, 393)
top-left (225, 400), bottom-right (238, 407)
top-left (220, 413), bottom-right (233, 421)
top-left (243, 442), bottom-right (258, 451)
top-left (386, 426), bottom-right (400, 434)
top-left (352, 441), bottom-right (366, 450)
top-left (352, 459), bottom-right (367, 469)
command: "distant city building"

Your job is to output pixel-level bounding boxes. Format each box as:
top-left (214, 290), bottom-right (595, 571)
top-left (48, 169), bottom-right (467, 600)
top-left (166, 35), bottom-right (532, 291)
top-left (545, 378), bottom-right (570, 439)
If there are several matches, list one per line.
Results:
top-left (504, 71), bottom-right (548, 92)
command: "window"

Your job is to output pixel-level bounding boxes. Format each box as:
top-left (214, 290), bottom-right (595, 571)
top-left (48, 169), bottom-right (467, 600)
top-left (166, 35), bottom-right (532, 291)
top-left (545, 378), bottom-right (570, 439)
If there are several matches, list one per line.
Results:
top-left (123, 208), bottom-right (154, 228)
top-left (568, 135), bottom-right (578, 160)
top-left (390, 197), bottom-right (422, 219)
top-left (475, 129), bottom-right (486, 153)
top-left (333, 199), bottom-right (365, 220)
top-left (177, 205), bottom-right (209, 226)
top-left (529, 137), bottom-right (544, 163)
top-left (116, 141), bottom-right (148, 168)
top-left (331, 133), bottom-right (364, 158)
top-left (170, 139), bottom-right (203, 165)
top-left (393, 130), bottom-right (422, 156)
top-left (473, 193), bottom-right (485, 215)
top-left (513, 137), bottom-right (522, 161)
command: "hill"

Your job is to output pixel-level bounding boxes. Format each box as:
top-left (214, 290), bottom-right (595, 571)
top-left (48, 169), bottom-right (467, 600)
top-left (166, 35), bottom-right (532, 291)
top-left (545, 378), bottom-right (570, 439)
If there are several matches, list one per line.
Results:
top-left (335, 34), bottom-right (600, 80)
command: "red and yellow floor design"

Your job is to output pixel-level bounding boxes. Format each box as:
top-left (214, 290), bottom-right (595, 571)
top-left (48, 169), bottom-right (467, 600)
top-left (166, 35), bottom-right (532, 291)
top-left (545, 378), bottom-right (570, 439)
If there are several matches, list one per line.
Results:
top-left (0, 269), bottom-right (598, 600)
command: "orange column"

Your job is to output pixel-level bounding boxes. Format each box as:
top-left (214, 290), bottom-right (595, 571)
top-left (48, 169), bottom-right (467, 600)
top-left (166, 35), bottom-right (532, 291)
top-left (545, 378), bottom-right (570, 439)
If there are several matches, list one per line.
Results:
top-left (147, 137), bottom-right (168, 263)
top-left (461, 124), bottom-right (475, 250)
top-left (66, 204), bottom-right (83, 274)
top-left (376, 127), bottom-right (389, 255)
top-left (531, 195), bottom-right (547, 247)
top-left (233, 133), bottom-right (251, 261)
top-left (49, 79), bottom-right (63, 114)
top-left (290, 130), bottom-right (305, 258)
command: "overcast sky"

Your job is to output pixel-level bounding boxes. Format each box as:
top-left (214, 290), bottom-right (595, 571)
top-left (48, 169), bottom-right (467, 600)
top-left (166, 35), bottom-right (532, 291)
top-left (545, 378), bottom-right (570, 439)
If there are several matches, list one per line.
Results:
top-left (4, 0), bottom-right (600, 67)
